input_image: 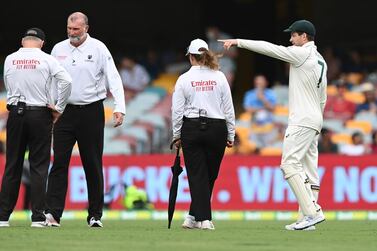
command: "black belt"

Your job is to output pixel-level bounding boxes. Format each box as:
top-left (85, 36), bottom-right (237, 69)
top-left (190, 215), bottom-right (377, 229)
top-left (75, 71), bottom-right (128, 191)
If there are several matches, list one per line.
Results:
top-left (183, 116), bottom-right (225, 123)
top-left (66, 99), bottom-right (104, 109)
top-left (7, 105), bottom-right (49, 111)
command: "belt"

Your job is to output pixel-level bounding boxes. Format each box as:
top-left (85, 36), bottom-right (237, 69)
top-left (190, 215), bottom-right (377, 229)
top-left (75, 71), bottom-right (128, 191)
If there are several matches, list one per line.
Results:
top-left (7, 105), bottom-right (49, 111)
top-left (183, 116), bottom-right (225, 123)
top-left (66, 99), bottom-right (104, 109)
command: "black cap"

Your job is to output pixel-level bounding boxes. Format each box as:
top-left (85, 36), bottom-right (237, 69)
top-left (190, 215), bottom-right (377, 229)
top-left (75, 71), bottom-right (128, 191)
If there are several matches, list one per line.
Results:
top-left (283, 20), bottom-right (316, 37)
top-left (23, 27), bottom-right (45, 41)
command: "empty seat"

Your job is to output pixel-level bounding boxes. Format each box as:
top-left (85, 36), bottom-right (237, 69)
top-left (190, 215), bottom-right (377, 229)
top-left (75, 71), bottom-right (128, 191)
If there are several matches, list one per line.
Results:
top-left (323, 119), bottom-right (345, 133)
top-left (136, 113), bottom-right (167, 151)
top-left (104, 140), bottom-right (132, 155)
top-left (235, 127), bottom-right (256, 154)
top-left (343, 92), bottom-right (365, 104)
top-left (259, 147), bottom-right (282, 156)
top-left (345, 120), bottom-right (372, 134)
top-left (326, 85), bottom-right (337, 96)
top-left (152, 73), bottom-right (179, 93)
top-left (121, 126), bottom-right (150, 153)
top-left (354, 112), bottom-right (377, 130)
top-left (238, 112), bottom-right (252, 122)
top-left (274, 105), bottom-right (289, 116)
top-left (143, 86), bottom-right (167, 98)
top-left (331, 133), bottom-right (352, 145)
top-left (346, 72), bottom-right (364, 85)
top-left (104, 106), bottom-right (114, 124)
top-left (272, 85), bottom-right (289, 105)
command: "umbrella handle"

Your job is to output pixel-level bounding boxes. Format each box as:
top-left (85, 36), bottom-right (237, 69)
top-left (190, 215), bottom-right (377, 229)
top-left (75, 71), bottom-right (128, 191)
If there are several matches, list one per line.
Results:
top-left (170, 139), bottom-right (181, 151)
top-left (175, 147), bottom-right (180, 157)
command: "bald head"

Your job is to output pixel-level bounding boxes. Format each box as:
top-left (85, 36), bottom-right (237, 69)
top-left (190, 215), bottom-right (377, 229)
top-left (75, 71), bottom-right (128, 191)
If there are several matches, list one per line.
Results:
top-left (68, 12), bottom-right (89, 25)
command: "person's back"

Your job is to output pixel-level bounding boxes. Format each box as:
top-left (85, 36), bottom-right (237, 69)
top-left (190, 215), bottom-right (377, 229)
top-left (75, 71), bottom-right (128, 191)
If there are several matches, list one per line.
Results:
top-left (1, 27), bottom-right (71, 228)
top-left (176, 66), bottom-right (230, 120)
top-left (172, 39), bottom-right (235, 230)
top-left (6, 49), bottom-right (61, 106)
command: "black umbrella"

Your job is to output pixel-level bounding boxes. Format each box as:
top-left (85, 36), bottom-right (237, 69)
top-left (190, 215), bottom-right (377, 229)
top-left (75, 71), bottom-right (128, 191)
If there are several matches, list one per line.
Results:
top-left (168, 146), bottom-right (183, 229)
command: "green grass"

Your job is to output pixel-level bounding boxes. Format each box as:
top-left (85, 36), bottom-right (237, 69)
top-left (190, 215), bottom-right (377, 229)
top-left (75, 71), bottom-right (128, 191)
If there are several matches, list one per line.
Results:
top-left (0, 220), bottom-right (376, 251)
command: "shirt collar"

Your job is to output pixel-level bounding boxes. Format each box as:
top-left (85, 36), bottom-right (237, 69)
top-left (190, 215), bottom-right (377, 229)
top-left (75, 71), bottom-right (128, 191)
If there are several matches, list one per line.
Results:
top-left (19, 47), bottom-right (41, 52)
top-left (303, 41), bottom-right (315, 48)
top-left (190, 65), bottom-right (209, 70)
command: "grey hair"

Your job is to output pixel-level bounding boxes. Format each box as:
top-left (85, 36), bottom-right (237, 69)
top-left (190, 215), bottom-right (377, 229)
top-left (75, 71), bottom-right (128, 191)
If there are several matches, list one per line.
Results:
top-left (68, 12), bottom-right (89, 25)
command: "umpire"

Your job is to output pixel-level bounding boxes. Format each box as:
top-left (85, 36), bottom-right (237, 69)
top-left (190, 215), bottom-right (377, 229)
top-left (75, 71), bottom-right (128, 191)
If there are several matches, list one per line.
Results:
top-left (0, 28), bottom-right (72, 227)
top-left (44, 12), bottom-right (126, 228)
top-left (172, 39), bottom-right (235, 230)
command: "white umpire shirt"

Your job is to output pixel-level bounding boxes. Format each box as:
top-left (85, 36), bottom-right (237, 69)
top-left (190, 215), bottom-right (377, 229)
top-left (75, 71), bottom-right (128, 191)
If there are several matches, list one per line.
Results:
top-left (3, 47), bottom-right (72, 113)
top-left (172, 66), bottom-right (235, 142)
top-left (237, 39), bottom-right (327, 132)
top-left (51, 34), bottom-right (126, 114)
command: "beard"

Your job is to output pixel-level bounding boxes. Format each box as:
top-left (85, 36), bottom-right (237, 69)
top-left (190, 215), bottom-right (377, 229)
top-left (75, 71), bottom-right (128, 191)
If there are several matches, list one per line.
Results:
top-left (69, 35), bottom-right (82, 43)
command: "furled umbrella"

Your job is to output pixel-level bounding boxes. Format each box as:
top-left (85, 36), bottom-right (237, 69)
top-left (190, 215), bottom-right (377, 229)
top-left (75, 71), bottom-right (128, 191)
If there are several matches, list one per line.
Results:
top-left (168, 146), bottom-right (183, 229)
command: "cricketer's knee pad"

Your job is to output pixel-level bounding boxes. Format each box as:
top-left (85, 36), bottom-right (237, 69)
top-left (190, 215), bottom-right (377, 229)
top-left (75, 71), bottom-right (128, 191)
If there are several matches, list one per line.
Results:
top-left (280, 164), bottom-right (302, 180)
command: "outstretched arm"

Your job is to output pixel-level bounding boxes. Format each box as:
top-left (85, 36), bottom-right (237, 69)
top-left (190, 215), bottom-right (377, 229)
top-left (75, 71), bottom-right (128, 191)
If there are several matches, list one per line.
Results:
top-left (219, 39), bottom-right (308, 66)
top-left (218, 39), bottom-right (238, 50)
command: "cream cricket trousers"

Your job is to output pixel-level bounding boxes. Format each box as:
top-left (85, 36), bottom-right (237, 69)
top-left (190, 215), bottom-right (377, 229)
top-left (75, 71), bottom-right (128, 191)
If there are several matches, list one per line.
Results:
top-left (280, 125), bottom-right (320, 188)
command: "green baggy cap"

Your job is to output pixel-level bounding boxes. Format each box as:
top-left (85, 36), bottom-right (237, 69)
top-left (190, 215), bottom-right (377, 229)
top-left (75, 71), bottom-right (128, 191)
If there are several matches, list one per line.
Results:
top-left (284, 20), bottom-right (316, 36)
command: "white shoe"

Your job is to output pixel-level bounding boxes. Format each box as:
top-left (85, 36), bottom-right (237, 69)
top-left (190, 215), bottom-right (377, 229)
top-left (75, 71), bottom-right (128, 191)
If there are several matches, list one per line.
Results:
top-left (200, 220), bottom-right (215, 230)
top-left (88, 217), bottom-right (103, 227)
top-left (0, 221), bottom-right (9, 227)
top-left (294, 210), bottom-right (325, 230)
top-left (182, 215), bottom-right (201, 229)
top-left (45, 213), bottom-right (60, 227)
top-left (31, 221), bottom-right (49, 228)
top-left (285, 221), bottom-right (316, 231)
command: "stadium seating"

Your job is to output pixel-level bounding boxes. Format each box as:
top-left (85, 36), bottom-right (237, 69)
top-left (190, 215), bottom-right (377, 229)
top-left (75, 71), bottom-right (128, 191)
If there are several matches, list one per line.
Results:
top-left (344, 92), bottom-right (365, 104)
top-left (354, 112), bottom-right (377, 130)
top-left (331, 133), bottom-right (352, 145)
top-left (323, 119), bottom-right (345, 133)
top-left (273, 105), bottom-right (289, 116)
top-left (272, 85), bottom-right (289, 105)
top-left (259, 146), bottom-right (282, 156)
top-left (345, 120), bottom-right (372, 134)
top-left (235, 127), bottom-right (256, 154)
top-left (152, 73), bottom-right (179, 93)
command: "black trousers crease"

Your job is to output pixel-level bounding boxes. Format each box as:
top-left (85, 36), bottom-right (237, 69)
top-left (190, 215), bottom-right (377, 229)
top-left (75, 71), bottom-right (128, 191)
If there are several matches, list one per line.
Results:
top-left (0, 109), bottom-right (52, 221)
top-left (181, 119), bottom-right (227, 221)
top-left (45, 100), bottom-right (104, 223)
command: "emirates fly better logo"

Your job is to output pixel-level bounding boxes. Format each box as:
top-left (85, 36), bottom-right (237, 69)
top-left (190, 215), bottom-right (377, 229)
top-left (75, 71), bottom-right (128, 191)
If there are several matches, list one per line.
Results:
top-left (13, 59), bottom-right (40, 69)
top-left (191, 80), bottom-right (217, 92)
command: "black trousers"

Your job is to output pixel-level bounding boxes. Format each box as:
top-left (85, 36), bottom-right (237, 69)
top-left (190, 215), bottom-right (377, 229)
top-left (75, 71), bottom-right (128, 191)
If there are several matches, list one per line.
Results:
top-left (45, 100), bottom-right (104, 223)
top-left (0, 107), bottom-right (52, 222)
top-left (181, 118), bottom-right (227, 221)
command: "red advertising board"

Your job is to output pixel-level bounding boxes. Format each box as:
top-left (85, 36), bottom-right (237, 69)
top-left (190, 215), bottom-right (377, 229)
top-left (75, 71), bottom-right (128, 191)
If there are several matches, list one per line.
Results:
top-left (0, 154), bottom-right (376, 210)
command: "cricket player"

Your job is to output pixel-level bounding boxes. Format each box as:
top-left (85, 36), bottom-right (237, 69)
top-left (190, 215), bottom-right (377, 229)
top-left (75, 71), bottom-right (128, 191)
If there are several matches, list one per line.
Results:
top-left (219, 20), bottom-right (327, 230)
